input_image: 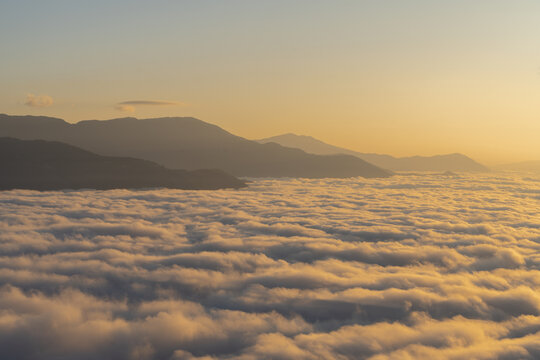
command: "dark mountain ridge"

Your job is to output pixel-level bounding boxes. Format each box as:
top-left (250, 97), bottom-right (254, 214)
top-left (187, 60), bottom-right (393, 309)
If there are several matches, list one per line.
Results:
top-left (0, 114), bottom-right (391, 178)
top-left (0, 137), bottom-right (246, 190)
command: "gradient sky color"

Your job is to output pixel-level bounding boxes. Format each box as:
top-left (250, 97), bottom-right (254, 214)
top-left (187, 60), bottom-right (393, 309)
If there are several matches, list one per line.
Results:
top-left (1, 0), bottom-right (539, 164)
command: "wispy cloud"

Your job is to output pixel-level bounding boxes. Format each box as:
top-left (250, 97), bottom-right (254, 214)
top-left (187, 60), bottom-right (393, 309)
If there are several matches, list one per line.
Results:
top-left (118, 100), bottom-right (182, 106)
top-left (114, 104), bottom-right (136, 112)
top-left (24, 93), bottom-right (54, 107)
top-left (115, 100), bottom-right (187, 112)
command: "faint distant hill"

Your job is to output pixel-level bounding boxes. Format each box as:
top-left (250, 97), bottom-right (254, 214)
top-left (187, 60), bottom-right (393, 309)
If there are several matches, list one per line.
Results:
top-left (257, 133), bottom-right (489, 172)
top-left (0, 137), bottom-right (246, 190)
top-left (0, 114), bottom-right (391, 179)
top-left (496, 161), bottom-right (540, 173)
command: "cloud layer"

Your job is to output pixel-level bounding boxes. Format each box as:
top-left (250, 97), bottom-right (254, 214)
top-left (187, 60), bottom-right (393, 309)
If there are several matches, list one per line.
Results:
top-left (0, 173), bottom-right (539, 359)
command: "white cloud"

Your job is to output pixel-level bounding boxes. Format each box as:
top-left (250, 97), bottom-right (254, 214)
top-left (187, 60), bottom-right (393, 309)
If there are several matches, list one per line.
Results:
top-left (0, 173), bottom-right (539, 359)
top-left (24, 93), bottom-right (54, 107)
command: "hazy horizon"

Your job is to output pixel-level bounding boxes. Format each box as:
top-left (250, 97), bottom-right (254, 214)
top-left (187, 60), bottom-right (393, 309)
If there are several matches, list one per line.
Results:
top-left (0, 112), bottom-right (534, 167)
top-left (2, 1), bottom-right (540, 164)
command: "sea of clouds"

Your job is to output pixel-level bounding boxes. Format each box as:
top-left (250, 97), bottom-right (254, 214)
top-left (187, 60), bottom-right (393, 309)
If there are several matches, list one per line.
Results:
top-left (0, 172), bottom-right (539, 360)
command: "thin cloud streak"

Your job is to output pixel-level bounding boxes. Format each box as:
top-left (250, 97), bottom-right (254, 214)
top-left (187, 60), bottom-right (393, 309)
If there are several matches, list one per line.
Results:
top-left (115, 104), bottom-right (136, 112)
top-left (118, 100), bottom-right (184, 106)
top-left (115, 100), bottom-right (188, 112)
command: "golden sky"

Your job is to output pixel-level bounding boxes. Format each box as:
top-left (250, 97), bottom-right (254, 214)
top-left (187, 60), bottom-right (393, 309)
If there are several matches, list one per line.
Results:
top-left (1, 0), bottom-right (539, 164)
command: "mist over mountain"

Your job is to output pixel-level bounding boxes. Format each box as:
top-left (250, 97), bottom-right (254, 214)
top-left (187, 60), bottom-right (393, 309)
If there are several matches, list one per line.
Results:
top-left (496, 160), bottom-right (540, 173)
top-left (0, 114), bottom-right (391, 179)
top-left (0, 137), bottom-right (246, 190)
top-left (257, 133), bottom-right (489, 172)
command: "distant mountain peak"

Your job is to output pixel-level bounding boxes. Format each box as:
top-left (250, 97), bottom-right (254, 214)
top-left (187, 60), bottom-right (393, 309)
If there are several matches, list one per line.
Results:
top-left (257, 133), bottom-right (489, 172)
top-left (0, 113), bottom-right (67, 123)
top-left (0, 114), bottom-right (391, 179)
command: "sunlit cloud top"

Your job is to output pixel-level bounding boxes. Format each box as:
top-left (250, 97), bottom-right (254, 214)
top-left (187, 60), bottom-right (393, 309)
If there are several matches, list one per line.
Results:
top-left (0, 173), bottom-right (539, 358)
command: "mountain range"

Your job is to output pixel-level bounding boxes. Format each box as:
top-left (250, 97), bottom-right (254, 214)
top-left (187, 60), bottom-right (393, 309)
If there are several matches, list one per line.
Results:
top-left (256, 133), bottom-right (489, 172)
top-left (0, 137), bottom-right (246, 190)
top-left (0, 114), bottom-right (391, 179)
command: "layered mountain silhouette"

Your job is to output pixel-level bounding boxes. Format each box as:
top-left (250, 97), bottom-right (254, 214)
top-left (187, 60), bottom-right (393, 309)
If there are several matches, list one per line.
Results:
top-left (0, 137), bottom-right (246, 190)
top-left (0, 114), bottom-right (391, 178)
top-left (257, 133), bottom-right (489, 172)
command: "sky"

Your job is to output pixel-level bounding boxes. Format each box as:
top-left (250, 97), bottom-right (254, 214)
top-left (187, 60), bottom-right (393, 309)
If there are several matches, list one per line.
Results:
top-left (0, 0), bottom-right (539, 164)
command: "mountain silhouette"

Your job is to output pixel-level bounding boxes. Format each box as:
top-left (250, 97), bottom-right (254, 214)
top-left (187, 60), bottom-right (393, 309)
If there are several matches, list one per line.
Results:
top-left (257, 133), bottom-right (489, 172)
top-left (0, 114), bottom-right (391, 178)
top-left (0, 137), bottom-right (246, 190)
